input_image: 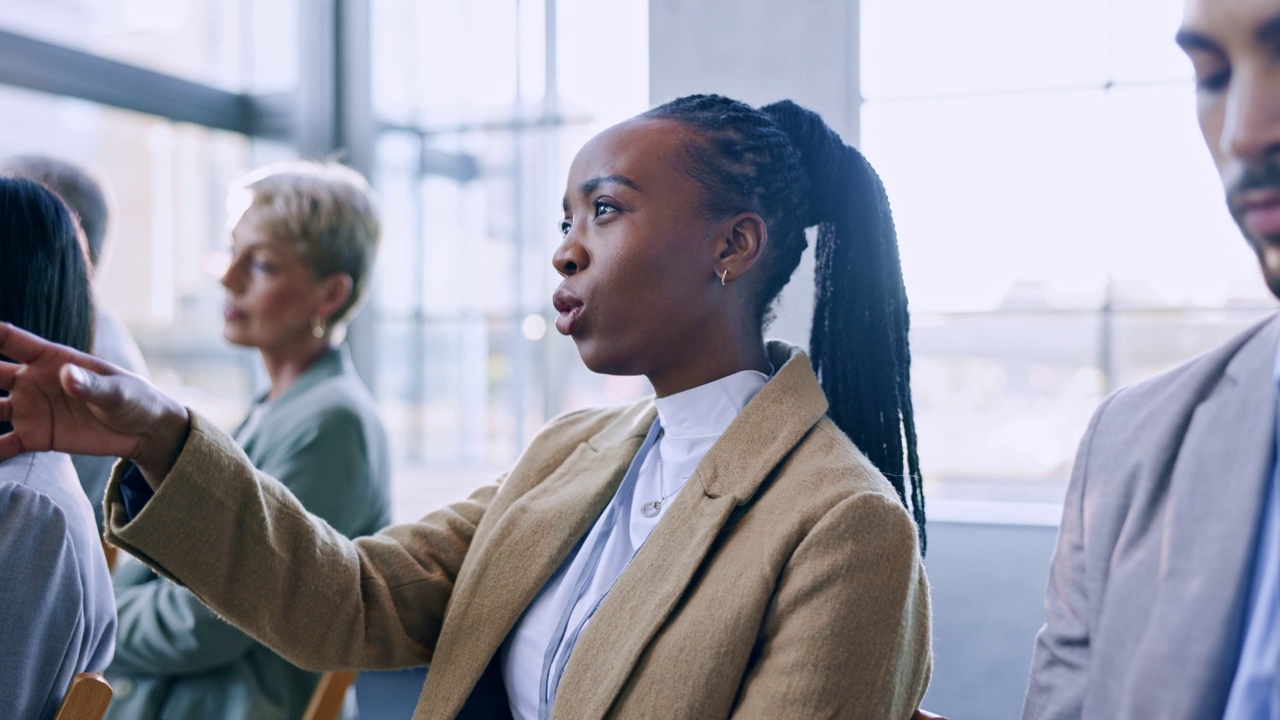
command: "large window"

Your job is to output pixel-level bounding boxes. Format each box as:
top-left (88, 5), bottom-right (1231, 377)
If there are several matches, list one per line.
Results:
top-left (862, 0), bottom-right (1277, 508)
top-left (0, 0), bottom-right (297, 91)
top-left (0, 45), bottom-right (293, 431)
top-left (369, 0), bottom-right (650, 518)
top-left (0, 0), bottom-right (651, 523)
top-left (9, 0), bottom-right (1270, 517)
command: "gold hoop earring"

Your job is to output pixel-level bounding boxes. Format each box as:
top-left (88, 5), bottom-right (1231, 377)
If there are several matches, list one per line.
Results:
top-left (719, 269), bottom-right (729, 286)
top-left (311, 317), bottom-right (325, 339)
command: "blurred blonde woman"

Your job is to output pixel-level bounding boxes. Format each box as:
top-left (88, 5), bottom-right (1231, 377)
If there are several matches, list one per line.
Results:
top-left (103, 162), bottom-right (392, 720)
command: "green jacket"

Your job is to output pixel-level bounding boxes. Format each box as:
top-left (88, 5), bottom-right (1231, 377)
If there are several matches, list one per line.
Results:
top-left (104, 347), bottom-right (392, 720)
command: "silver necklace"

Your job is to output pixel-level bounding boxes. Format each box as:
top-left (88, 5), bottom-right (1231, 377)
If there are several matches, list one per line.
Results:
top-left (640, 433), bottom-right (687, 518)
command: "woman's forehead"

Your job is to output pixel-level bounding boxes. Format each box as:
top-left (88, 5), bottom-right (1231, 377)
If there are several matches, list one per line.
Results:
top-left (229, 213), bottom-right (300, 256)
top-left (566, 117), bottom-right (694, 190)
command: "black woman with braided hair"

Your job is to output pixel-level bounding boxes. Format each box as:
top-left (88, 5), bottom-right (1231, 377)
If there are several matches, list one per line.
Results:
top-left (0, 94), bottom-right (932, 719)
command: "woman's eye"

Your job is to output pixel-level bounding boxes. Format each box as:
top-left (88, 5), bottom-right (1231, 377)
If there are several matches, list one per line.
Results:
top-left (250, 258), bottom-right (275, 273)
top-left (560, 219), bottom-right (572, 237)
top-left (594, 200), bottom-right (617, 217)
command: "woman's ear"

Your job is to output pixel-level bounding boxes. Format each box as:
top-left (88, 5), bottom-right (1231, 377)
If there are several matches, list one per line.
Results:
top-left (714, 212), bottom-right (768, 284)
top-left (317, 273), bottom-right (354, 322)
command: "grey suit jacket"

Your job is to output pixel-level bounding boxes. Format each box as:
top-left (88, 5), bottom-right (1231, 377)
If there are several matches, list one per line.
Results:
top-left (1023, 313), bottom-right (1280, 720)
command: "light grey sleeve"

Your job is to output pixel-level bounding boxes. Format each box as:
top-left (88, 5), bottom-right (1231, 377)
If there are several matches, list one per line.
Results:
top-left (0, 483), bottom-right (114, 720)
top-left (1022, 393), bottom-right (1118, 720)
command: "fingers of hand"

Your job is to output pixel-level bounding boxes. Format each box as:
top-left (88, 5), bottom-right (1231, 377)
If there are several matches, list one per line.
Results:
top-left (60, 364), bottom-right (96, 397)
top-left (0, 362), bottom-right (15, 392)
top-left (63, 365), bottom-right (135, 423)
top-left (77, 353), bottom-right (125, 377)
top-left (0, 398), bottom-right (10, 423)
top-left (0, 323), bottom-right (119, 376)
top-left (0, 323), bottom-right (76, 366)
top-left (62, 364), bottom-right (136, 407)
top-left (69, 367), bottom-right (150, 434)
top-left (0, 323), bottom-right (44, 364)
top-left (0, 431), bottom-right (24, 460)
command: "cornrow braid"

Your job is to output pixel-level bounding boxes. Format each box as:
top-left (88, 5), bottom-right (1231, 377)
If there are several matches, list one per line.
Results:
top-left (645, 95), bottom-right (926, 552)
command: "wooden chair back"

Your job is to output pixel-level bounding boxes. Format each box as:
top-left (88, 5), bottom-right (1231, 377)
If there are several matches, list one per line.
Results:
top-left (53, 673), bottom-right (112, 720)
top-left (302, 670), bottom-right (358, 720)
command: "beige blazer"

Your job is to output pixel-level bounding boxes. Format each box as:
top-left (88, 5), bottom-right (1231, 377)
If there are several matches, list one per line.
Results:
top-left (105, 341), bottom-right (931, 719)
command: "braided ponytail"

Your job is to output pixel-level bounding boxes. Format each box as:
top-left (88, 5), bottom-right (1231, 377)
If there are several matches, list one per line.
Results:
top-left (646, 95), bottom-right (926, 552)
top-left (762, 101), bottom-right (925, 551)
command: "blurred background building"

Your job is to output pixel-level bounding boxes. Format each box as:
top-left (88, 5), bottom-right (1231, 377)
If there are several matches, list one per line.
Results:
top-left (0, 0), bottom-right (1272, 716)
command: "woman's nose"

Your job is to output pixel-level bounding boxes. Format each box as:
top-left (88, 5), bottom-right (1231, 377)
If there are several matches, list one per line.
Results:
top-left (552, 233), bottom-right (588, 278)
top-left (220, 259), bottom-right (239, 290)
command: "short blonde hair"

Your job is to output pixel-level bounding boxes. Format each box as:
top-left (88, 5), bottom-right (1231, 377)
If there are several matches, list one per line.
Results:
top-left (235, 160), bottom-right (380, 325)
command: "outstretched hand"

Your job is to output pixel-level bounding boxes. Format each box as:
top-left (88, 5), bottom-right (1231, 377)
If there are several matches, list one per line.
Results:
top-left (0, 322), bottom-right (190, 488)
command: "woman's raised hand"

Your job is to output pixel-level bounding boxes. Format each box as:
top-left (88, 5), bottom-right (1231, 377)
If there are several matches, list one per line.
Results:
top-left (0, 322), bottom-right (190, 488)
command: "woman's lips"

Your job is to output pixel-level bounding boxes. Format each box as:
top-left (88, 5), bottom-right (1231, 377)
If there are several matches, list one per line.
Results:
top-left (552, 287), bottom-right (585, 336)
top-left (555, 305), bottom-right (584, 335)
top-left (223, 304), bottom-right (247, 322)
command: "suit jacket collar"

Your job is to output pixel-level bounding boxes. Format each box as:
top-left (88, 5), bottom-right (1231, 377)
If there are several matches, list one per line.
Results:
top-left (235, 346), bottom-right (349, 440)
top-left (1123, 313), bottom-right (1280, 717)
top-left (424, 407), bottom-right (652, 718)
top-left (266, 345), bottom-right (349, 408)
top-left (697, 340), bottom-right (829, 503)
top-left (583, 340), bottom-right (829, 505)
top-left (554, 342), bottom-right (829, 717)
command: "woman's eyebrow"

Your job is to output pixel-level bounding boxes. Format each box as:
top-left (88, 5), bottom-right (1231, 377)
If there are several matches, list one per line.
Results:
top-left (564, 175), bottom-right (643, 212)
top-left (228, 234), bottom-right (271, 253)
top-left (579, 175), bottom-right (642, 195)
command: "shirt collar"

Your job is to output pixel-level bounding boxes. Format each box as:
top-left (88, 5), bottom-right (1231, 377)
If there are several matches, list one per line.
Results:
top-left (654, 368), bottom-right (770, 440)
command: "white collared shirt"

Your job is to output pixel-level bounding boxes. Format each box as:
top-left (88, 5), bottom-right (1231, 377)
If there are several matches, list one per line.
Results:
top-left (501, 368), bottom-right (770, 720)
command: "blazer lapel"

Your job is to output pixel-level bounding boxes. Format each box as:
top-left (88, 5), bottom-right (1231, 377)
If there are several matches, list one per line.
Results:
top-left (552, 343), bottom-right (830, 719)
top-left (1123, 316), bottom-right (1279, 718)
top-left (421, 405), bottom-right (655, 718)
top-left (262, 346), bottom-right (346, 411)
top-left (237, 347), bottom-right (346, 451)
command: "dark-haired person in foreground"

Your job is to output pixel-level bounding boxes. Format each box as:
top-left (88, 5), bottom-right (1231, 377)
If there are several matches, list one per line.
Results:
top-left (0, 95), bottom-right (931, 719)
top-left (1023, 1), bottom-right (1280, 718)
top-left (0, 155), bottom-right (150, 534)
top-left (0, 177), bottom-right (115, 720)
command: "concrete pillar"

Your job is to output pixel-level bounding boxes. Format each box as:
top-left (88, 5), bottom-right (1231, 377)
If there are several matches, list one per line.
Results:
top-left (297, 0), bottom-right (379, 389)
top-left (648, 0), bottom-right (860, 349)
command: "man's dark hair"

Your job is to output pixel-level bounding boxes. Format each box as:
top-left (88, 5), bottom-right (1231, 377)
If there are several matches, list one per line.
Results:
top-left (0, 155), bottom-right (109, 267)
top-left (645, 95), bottom-right (926, 550)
